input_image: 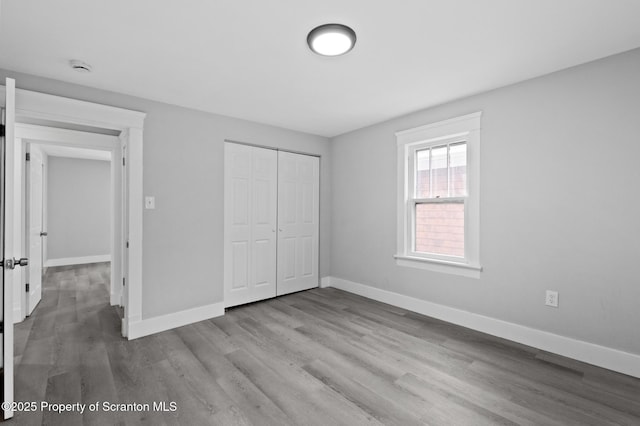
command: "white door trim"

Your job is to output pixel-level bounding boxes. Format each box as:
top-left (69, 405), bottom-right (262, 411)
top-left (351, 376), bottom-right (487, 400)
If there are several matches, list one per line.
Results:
top-left (2, 77), bottom-right (17, 420)
top-left (1, 85), bottom-right (145, 339)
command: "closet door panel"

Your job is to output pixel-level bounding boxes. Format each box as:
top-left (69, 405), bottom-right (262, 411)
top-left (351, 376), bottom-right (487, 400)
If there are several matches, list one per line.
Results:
top-left (251, 147), bottom-right (278, 290)
top-left (277, 151), bottom-right (319, 296)
top-left (224, 143), bottom-right (277, 307)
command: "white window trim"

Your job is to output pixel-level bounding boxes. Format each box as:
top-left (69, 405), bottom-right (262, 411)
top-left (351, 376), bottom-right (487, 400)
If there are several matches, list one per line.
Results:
top-left (395, 112), bottom-right (482, 278)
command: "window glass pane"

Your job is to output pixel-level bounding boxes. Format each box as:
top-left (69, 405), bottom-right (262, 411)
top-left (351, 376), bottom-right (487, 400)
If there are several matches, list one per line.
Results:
top-left (415, 203), bottom-right (464, 257)
top-left (415, 149), bottom-right (430, 198)
top-left (449, 142), bottom-right (467, 197)
top-left (431, 146), bottom-right (448, 198)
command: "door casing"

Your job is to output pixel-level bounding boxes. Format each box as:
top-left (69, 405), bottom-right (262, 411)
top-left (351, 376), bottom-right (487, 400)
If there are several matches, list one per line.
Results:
top-left (2, 77), bottom-right (17, 420)
top-left (0, 84), bottom-right (145, 341)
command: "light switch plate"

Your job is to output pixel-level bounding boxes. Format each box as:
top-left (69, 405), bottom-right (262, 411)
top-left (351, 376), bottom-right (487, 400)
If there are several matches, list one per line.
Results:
top-left (145, 196), bottom-right (155, 209)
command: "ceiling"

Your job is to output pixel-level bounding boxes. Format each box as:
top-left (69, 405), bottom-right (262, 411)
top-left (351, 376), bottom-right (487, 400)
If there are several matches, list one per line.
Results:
top-left (1, 1), bottom-right (640, 137)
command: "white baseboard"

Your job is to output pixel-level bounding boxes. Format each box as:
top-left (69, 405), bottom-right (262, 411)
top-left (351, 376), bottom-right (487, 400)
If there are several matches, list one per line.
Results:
top-left (13, 306), bottom-right (24, 324)
top-left (127, 302), bottom-right (225, 340)
top-left (109, 290), bottom-right (121, 307)
top-left (319, 276), bottom-right (332, 288)
top-left (325, 276), bottom-right (640, 379)
top-left (45, 254), bottom-right (111, 267)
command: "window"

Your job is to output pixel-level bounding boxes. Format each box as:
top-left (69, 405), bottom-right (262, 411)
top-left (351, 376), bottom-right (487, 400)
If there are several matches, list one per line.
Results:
top-left (395, 112), bottom-right (481, 277)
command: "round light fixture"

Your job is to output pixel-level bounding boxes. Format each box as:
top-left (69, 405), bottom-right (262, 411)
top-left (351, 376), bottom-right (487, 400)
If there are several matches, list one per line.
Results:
top-left (69, 59), bottom-right (92, 73)
top-left (307, 24), bottom-right (356, 56)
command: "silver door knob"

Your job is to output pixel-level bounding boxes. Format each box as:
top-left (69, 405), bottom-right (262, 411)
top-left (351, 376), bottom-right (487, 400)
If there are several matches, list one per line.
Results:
top-left (1, 257), bottom-right (28, 270)
top-left (40, 231), bottom-right (48, 237)
top-left (14, 257), bottom-right (29, 267)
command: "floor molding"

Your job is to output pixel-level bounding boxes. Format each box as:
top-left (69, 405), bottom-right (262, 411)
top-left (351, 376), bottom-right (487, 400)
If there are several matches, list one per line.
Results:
top-left (319, 276), bottom-right (332, 288)
top-left (128, 302), bottom-right (225, 340)
top-left (325, 276), bottom-right (640, 378)
top-left (45, 254), bottom-right (111, 267)
top-left (13, 306), bottom-right (24, 324)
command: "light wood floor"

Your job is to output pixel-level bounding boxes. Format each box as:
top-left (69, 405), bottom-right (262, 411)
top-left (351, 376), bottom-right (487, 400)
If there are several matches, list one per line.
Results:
top-left (12, 263), bottom-right (640, 425)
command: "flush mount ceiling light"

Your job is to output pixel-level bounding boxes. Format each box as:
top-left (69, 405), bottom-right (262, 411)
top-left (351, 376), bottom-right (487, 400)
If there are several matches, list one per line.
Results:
top-left (69, 59), bottom-right (92, 73)
top-left (307, 24), bottom-right (356, 56)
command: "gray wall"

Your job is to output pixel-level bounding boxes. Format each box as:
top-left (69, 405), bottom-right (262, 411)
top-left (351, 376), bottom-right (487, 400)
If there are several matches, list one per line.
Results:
top-left (47, 157), bottom-right (111, 259)
top-left (330, 48), bottom-right (640, 355)
top-left (0, 68), bottom-right (331, 319)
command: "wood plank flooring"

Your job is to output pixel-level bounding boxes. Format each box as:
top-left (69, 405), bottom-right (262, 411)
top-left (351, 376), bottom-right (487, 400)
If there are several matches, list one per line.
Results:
top-left (12, 263), bottom-right (640, 425)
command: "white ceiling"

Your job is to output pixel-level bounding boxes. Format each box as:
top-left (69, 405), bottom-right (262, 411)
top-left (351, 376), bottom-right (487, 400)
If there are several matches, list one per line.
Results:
top-left (2, 1), bottom-right (640, 137)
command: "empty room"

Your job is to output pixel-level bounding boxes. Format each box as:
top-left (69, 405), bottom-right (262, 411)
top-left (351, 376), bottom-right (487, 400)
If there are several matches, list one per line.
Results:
top-left (0, 1), bottom-right (639, 425)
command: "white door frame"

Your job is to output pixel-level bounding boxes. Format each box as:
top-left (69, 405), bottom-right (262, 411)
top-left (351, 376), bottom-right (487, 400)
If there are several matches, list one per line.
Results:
top-left (0, 85), bottom-right (145, 339)
top-left (2, 78), bottom-right (17, 420)
top-left (16, 128), bottom-right (119, 322)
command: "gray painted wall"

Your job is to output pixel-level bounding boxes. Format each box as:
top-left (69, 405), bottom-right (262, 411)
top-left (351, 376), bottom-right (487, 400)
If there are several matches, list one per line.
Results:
top-left (47, 157), bottom-right (111, 259)
top-left (0, 68), bottom-right (331, 319)
top-left (330, 48), bottom-right (640, 355)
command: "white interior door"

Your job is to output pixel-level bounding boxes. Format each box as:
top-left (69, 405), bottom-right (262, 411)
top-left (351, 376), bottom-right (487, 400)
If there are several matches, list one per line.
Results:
top-left (276, 151), bottom-right (319, 296)
top-left (26, 145), bottom-right (43, 315)
top-left (224, 143), bottom-right (278, 307)
top-left (2, 78), bottom-right (18, 420)
top-left (121, 142), bottom-right (128, 308)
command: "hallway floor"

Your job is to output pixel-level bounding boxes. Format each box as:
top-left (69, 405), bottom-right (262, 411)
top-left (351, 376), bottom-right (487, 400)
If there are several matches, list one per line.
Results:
top-left (14, 262), bottom-right (119, 425)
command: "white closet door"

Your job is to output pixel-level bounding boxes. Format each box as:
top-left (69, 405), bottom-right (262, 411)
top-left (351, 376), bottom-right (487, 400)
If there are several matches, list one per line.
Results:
top-left (277, 151), bottom-right (319, 296)
top-left (224, 143), bottom-right (278, 307)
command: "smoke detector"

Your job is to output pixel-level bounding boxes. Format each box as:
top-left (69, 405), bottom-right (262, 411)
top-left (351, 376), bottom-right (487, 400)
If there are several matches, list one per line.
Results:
top-left (69, 60), bottom-right (92, 73)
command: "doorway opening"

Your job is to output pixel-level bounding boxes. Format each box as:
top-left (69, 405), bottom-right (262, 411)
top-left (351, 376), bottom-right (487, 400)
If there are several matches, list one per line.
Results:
top-left (2, 80), bottom-right (145, 420)
top-left (15, 125), bottom-right (123, 325)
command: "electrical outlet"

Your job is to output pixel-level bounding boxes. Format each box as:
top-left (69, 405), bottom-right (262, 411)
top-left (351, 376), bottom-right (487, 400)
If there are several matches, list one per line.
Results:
top-left (545, 290), bottom-right (559, 308)
top-left (145, 196), bottom-right (155, 209)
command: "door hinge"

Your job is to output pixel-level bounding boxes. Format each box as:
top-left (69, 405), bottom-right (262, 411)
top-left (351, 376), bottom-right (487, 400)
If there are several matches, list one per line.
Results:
top-left (122, 157), bottom-right (126, 166)
top-left (0, 124), bottom-right (5, 137)
top-left (126, 241), bottom-right (129, 248)
top-left (0, 321), bottom-right (3, 334)
top-left (26, 152), bottom-right (31, 161)
top-left (25, 283), bottom-right (30, 293)
top-left (123, 277), bottom-right (126, 287)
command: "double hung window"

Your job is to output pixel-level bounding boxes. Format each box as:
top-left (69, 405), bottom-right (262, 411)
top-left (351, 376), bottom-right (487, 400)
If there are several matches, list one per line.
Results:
top-left (396, 112), bottom-right (481, 276)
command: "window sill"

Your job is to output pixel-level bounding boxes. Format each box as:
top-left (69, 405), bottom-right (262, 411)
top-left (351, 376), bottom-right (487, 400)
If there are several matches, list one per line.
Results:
top-left (394, 255), bottom-right (482, 278)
